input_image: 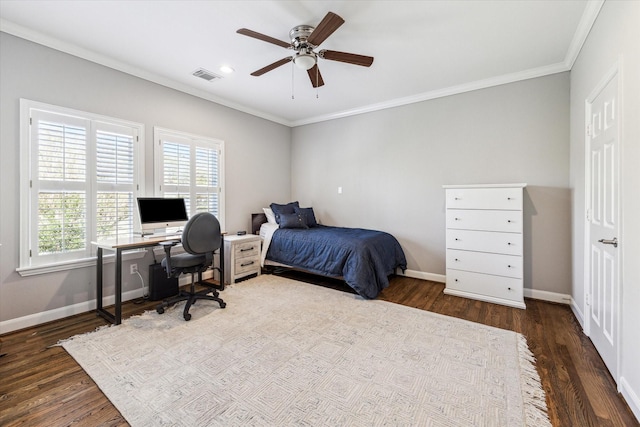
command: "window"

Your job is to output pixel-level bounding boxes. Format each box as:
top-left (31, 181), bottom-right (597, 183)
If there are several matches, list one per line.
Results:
top-left (19, 100), bottom-right (144, 271)
top-left (154, 127), bottom-right (225, 228)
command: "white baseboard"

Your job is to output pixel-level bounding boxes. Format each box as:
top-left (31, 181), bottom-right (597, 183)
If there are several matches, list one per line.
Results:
top-left (402, 269), bottom-right (446, 283)
top-left (620, 376), bottom-right (640, 423)
top-left (523, 288), bottom-right (571, 305)
top-left (570, 297), bottom-right (585, 327)
top-left (0, 269), bottom-right (215, 335)
top-left (0, 288), bottom-right (145, 334)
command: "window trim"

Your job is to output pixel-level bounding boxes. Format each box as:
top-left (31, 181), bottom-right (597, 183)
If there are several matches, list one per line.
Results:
top-left (19, 99), bottom-right (145, 275)
top-left (153, 127), bottom-right (225, 230)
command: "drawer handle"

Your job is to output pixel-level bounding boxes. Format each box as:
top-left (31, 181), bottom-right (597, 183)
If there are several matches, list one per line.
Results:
top-left (240, 261), bottom-right (255, 267)
top-left (507, 220), bottom-right (512, 223)
top-left (455, 279), bottom-right (459, 282)
top-left (507, 197), bottom-right (513, 200)
top-left (454, 197), bottom-right (460, 200)
top-left (508, 287), bottom-right (512, 290)
top-left (454, 258), bottom-right (459, 262)
top-left (507, 242), bottom-right (513, 246)
top-left (455, 238), bottom-right (460, 241)
top-left (507, 265), bottom-right (512, 268)
top-left (240, 247), bottom-right (255, 252)
top-left (454, 217), bottom-right (461, 221)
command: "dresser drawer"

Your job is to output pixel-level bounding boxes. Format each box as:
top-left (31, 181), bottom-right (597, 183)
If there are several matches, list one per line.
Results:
top-left (447, 249), bottom-right (522, 278)
top-left (446, 269), bottom-right (524, 303)
top-left (234, 241), bottom-right (260, 259)
top-left (446, 187), bottom-right (523, 210)
top-left (446, 229), bottom-right (522, 255)
top-left (446, 209), bottom-right (522, 233)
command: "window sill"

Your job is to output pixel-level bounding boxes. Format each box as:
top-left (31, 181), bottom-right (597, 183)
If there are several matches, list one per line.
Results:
top-left (16, 250), bottom-right (146, 277)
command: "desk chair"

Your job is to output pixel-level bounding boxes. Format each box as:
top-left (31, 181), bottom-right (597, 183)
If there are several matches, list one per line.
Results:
top-left (156, 212), bottom-right (226, 321)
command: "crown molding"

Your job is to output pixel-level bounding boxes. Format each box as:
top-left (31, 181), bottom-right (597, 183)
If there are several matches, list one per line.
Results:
top-left (291, 61), bottom-right (570, 127)
top-left (0, 19), bottom-right (293, 127)
top-left (563, 0), bottom-right (605, 69)
top-left (2, 0), bottom-right (603, 129)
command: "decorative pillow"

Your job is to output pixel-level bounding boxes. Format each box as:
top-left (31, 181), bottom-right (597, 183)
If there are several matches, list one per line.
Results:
top-left (278, 212), bottom-right (308, 229)
top-left (294, 206), bottom-right (318, 227)
top-left (263, 207), bottom-right (276, 224)
top-left (270, 201), bottom-right (299, 224)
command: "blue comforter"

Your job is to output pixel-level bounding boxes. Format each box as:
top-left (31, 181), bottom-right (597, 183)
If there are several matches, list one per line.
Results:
top-left (266, 225), bottom-right (407, 299)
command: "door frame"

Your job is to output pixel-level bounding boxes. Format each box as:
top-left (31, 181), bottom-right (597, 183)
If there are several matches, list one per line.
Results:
top-left (583, 58), bottom-right (623, 385)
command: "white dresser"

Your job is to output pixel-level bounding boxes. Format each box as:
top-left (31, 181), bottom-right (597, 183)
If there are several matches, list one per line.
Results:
top-left (443, 184), bottom-right (527, 309)
top-left (223, 234), bottom-right (261, 285)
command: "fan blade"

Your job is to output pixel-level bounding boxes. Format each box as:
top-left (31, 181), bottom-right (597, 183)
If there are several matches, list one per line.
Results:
top-left (237, 28), bottom-right (291, 49)
top-left (306, 12), bottom-right (345, 46)
top-left (320, 50), bottom-right (374, 67)
top-left (251, 57), bottom-right (292, 76)
top-left (307, 65), bottom-right (325, 88)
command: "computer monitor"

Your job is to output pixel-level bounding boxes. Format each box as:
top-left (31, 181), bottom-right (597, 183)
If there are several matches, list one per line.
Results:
top-left (136, 197), bottom-right (188, 236)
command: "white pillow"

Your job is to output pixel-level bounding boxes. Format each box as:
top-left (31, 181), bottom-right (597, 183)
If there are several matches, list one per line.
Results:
top-left (263, 207), bottom-right (276, 224)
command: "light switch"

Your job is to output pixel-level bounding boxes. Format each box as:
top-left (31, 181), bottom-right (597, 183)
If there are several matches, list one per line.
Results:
top-left (338, 186), bottom-right (343, 194)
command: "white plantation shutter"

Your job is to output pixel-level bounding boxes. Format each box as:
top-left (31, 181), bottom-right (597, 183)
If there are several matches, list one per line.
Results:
top-left (20, 101), bottom-right (144, 268)
top-left (95, 125), bottom-right (137, 240)
top-left (32, 112), bottom-right (89, 260)
top-left (154, 128), bottom-right (224, 227)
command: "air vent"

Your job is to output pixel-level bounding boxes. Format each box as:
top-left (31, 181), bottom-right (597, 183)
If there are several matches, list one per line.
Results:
top-left (192, 68), bottom-right (222, 82)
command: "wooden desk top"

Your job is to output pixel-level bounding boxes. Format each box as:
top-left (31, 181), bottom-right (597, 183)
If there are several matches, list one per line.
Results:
top-left (91, 234), bottom-right (182, 250)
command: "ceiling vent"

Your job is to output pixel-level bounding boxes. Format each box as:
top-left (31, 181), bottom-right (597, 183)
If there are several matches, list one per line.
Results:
top-left (192, 68), bottom-right (222, 82)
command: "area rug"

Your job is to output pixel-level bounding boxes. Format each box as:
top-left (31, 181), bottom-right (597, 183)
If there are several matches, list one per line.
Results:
top-left (60, 275), bottom-right (550, 426)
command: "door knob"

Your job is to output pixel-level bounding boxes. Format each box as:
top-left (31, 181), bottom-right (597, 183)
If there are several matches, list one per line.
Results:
top-left (598, 237), bottom-right (618, 248)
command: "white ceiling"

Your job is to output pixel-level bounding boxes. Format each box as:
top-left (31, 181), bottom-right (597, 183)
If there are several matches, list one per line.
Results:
top-left (0, 0), bottom-right (600, 127)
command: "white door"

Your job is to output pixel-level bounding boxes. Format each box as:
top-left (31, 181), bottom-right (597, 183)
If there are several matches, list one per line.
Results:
top-left (586, 66), bottom-right (620, 379)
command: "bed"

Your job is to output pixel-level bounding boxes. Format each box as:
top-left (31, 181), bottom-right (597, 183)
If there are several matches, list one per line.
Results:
top-left (253, 204), bottom-right (407, 299)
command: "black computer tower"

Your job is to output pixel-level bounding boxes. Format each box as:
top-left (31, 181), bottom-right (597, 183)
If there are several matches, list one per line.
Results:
top-left (149, 263), bottom-right (179, 301)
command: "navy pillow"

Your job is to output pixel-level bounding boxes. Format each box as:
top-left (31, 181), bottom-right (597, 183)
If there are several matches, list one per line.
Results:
top-left (294, 206), bottom-right (318, 227)
top-left (279, 212), bottom-right (308, 229)
top-left (270, 201), bottom-right (299, 224)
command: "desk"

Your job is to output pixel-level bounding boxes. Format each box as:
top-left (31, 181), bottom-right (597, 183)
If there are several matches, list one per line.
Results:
top-left (93, 234), bottom-right (224, 325)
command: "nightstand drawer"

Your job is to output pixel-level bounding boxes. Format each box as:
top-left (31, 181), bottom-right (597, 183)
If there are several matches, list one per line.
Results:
top-left (234, 241), bottom-right (260, 259)
top-left (235, 257), bottom-right (259, 274)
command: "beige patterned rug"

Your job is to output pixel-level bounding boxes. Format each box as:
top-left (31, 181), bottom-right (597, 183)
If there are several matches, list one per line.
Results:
top-left (61, 275), bottom-right (550, 426)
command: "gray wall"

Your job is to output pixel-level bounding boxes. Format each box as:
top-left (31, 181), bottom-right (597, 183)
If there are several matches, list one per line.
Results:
top-left (0, 33), bottom-right (291, 326)
top-left (569, 0), bottom-right (640, 416)
top-left (291, 73), bottom-right (571, 295)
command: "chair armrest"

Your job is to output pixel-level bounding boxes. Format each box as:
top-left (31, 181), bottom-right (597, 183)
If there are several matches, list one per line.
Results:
top-left (159, 241), bottom-right (178, 277)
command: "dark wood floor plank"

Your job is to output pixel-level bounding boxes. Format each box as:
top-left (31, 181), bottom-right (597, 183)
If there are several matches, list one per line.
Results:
top-left (0, 275), bottom-right (637, 427)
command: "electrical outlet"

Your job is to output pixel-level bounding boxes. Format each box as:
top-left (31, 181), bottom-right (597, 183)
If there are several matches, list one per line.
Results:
top-left (130, 263), bottom-right (138, 275)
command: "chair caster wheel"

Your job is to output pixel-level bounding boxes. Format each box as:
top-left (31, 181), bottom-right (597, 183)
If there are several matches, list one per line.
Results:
top-left (157, 307), bottom-right (165, 314)
top-left (184, 313), bottom-right (192, 321)
top-left (220, 302), bottom-right (226, 309)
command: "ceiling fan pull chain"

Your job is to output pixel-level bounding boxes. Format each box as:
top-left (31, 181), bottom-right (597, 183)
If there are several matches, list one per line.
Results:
top-left (316, 66), bottom-right (319, 99)
top-left (291, 60), bottom-right (295, 100)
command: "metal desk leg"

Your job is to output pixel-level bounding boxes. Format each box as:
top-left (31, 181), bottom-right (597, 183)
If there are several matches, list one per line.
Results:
top-left (97, 247), bottom-right (103, 312)
top-left (115, 248), bottom-right (122, 325)
top-left (95, 246), bottom-right (121, 325)
top-left (219, 244), bottom-right (225, 291)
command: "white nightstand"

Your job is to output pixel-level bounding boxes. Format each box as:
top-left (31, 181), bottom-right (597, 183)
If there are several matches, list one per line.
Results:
top-left (223, 234), bottom-right (261, 285)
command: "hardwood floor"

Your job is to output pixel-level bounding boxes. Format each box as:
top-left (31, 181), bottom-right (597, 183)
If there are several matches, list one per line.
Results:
top-left (0, 274), bottom-right (637, 426)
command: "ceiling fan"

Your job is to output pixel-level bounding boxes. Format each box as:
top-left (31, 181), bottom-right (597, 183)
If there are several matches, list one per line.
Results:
top-left (237, 11), bottom-right (374, 88)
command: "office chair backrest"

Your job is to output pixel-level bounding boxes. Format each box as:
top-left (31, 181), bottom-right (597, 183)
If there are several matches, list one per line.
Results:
top-left (181, 212), bottom-right (222, 255)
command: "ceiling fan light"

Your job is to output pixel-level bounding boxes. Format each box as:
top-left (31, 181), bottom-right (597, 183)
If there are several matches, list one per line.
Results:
top-left (294, 53), bottom-right (316, 70)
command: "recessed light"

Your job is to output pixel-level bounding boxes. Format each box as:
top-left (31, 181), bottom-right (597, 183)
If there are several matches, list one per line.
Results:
top-left (219, 65), bottom-right (235, 74)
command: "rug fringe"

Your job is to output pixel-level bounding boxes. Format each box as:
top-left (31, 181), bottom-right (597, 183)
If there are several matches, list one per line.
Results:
top-left (517, 334), bottom-right (552, 427)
